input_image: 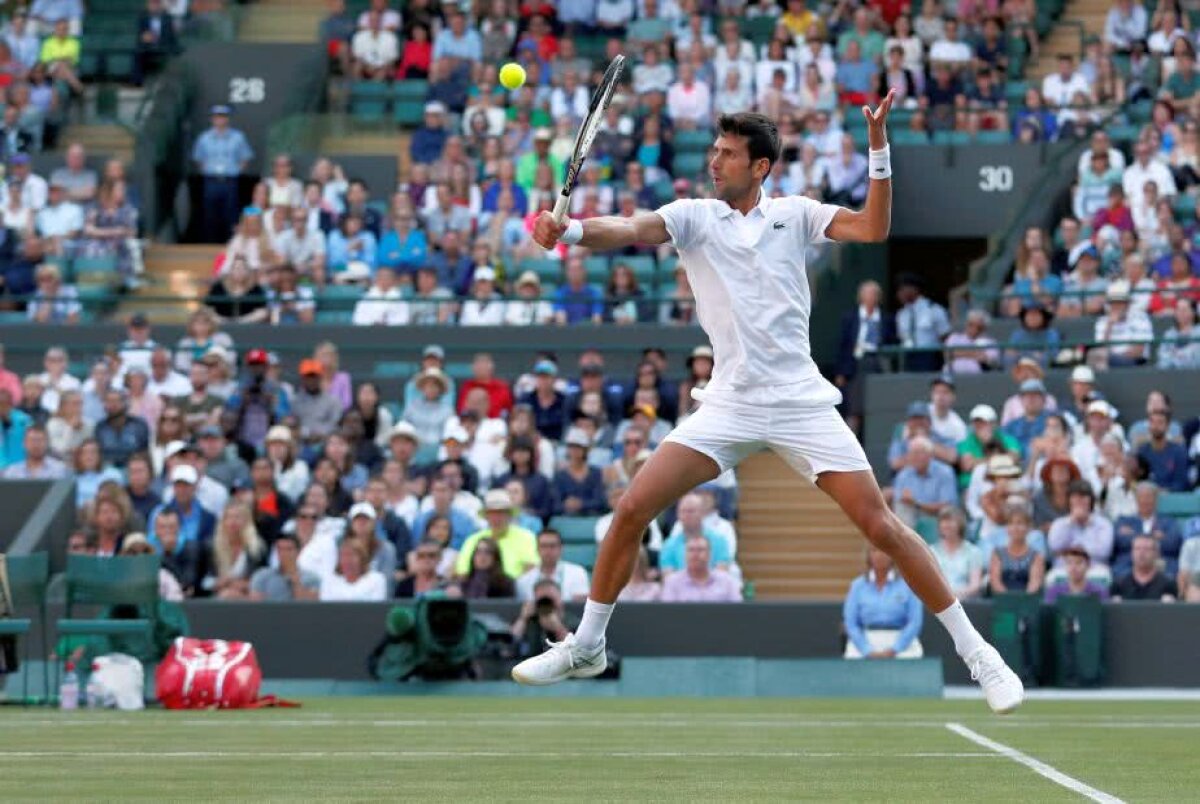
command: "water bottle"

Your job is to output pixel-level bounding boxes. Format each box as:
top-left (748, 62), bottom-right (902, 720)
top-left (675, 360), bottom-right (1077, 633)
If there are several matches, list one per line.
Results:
top-left (85, 662), bottom-right (103, 709)
top-left (60, 662), bottom-right (80, 710)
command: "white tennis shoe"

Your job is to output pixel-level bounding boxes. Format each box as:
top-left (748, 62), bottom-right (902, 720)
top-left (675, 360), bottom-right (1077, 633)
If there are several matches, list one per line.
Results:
top-left (966, 644), bottom-right (1025, 714)
top-left (511, 634), bottom-right (607, 686)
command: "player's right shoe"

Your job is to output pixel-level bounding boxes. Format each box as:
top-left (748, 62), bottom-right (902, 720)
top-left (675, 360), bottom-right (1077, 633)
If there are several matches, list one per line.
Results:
top-left (965, 643), bottom-right (1025, 714)
top-left (511, 634), bottom-right (607, 686)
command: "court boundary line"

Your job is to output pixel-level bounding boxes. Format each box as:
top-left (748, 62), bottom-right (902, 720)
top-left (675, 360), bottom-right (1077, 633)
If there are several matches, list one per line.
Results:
top-left (945, 722), bottom-right (1126, 804)
top-left (0, 749), bottom-right (1001, 760)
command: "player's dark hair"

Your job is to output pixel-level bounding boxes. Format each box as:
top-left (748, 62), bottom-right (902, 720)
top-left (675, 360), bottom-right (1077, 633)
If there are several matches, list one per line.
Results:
top-left (717, 112), bottom-right (781, 170)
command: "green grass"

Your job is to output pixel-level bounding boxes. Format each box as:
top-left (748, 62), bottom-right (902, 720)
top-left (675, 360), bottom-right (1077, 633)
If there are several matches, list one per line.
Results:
top-left (2, 698), bottom-right (1197, 801)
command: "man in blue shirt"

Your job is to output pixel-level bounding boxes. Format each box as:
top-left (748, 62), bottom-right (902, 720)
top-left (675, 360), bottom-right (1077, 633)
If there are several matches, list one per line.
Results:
top-left (553, 257), bottom-right (603, 325)
top-left (191, 105), bottom-right (253, 243)
top-left (1002, 378), bottom-right (1050, 456)
top-left (843, 546), bottom-right (925, 658)
top-left (432, 10), bottom-right (482, 63)
top-left (409, 102), bottom-right (449, 165)
top-left (149, 465), bottom-right (217, 548)
top-left (0, 386), bottom-right (31, 469)
top-left (1137, 410), bottom-right (1191, 492)
top-left (891, 435), bottom-right (958, 527)
top-left (658, 492), bottom-right (734, 573)
top-left (895, 273), bottom-right (951, 372)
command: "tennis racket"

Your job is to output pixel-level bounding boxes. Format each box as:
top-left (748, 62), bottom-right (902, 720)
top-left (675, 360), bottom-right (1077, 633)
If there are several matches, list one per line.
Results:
top-left (552, 54), bottom-right (626, 225)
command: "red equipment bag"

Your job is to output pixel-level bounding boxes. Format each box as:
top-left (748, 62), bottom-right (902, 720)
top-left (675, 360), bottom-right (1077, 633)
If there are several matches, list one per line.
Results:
top-left (156, 637), bottom-right (297, 709)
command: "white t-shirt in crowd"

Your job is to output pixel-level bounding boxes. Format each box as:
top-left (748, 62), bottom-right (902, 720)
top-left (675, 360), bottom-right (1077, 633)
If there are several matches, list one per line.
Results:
top-left (319, 570), bottom-right (387, 601)
top-left (515, 561), bottom-right (591, 601)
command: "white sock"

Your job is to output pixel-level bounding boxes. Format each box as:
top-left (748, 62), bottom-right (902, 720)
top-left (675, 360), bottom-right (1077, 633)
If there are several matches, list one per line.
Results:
top-left (574, 599), bottom-right (614, 649)
top-left (935, 600), bottom-right (986, 658)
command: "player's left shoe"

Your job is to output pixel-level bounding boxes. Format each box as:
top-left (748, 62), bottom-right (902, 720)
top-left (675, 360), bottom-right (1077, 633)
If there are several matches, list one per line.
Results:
top-left (511, 634), bottom-right (606, 686)
top-left (965, 643), bottom-right (1024, 714)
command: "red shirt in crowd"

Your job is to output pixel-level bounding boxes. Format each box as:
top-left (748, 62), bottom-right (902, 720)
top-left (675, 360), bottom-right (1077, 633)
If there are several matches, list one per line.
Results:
top-left (457, 378), bottom-right (514, 418)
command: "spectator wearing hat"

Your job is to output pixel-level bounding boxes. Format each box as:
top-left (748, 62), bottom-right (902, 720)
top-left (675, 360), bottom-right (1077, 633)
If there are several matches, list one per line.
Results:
top-left (999, 358), bottom-right (1059, 425)
top-left (149, 464), bottom-right (217, 549)
top-left (401, 345), bottom-right (454, 409)
top-left (1003, 378), bottom-right (1052, 456)
top-left (163, 438), bottom-right (231, 518)
top-left (895, 273), bottom-right (950, 373)
top-left (459, 266), bottom-right (506, 326)
top-left (957, 404), bottom-right (1021, 489)
top-left (1047, 480), bottom-right (1114, 572)
top-left (293, 358), bottom-right (342, 451)
top-left (344, 500), bottom-right (399, 589)
top-left (455, 488), bottom-right (538, 579)
top-left (1136, 409), bottom-right (1191, 491)
top-left (553, 428), bottom-right (607, 516)
top-left (891, 435), bottom-right (958, 528)
top-left (553, 256), bottom-right (604, 326)
top-left (1061, 365), bottom-right (1096, 428)
top-left (516, 360), bottom-right (568, 441)
top-left (516, 127), bottom-right (565, 194)
top-left (1033, 455), bottom-right (1083, 531)
top-left (1112, 481), bottom-right (1183, 579)
top-left (1092, 280), bottom-right (1153, 367)
top-left (191, 105), bottom-right (253, 243)
top-left (1004, 303), bottom-right (1062, 371)
top-left (1057, 246), bottom-right (1108, 318)
top-left (1043, 545), bottom-right (1110, 603)
top-left (403, 367), bottom-right (454, 460)
top-left (944, 309), bottom-right (999, 375)
top-left (678, 345), bottom-right (714, 419)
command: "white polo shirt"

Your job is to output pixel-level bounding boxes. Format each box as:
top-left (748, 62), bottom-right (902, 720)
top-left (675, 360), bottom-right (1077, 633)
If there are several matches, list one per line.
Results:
top-left (656, 194), bottom-right (843, 408)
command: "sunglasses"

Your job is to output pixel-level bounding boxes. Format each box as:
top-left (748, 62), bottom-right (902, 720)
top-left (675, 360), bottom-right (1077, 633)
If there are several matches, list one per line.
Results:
top-left (416, 551), bottom-right (439, 559)
top-left (297, 513), bottom-right (317, 520)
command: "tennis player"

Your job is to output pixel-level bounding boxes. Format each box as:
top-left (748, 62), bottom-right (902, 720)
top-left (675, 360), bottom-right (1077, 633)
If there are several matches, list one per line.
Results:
top-left (512, 91), bottom-right (1024, 714)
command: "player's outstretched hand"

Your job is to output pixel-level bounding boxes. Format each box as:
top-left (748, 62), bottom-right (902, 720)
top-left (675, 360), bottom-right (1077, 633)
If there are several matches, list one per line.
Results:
top-left (862, 89), bottom-right (896, 151)
top-left (532, 211), bottom-right (568, 250)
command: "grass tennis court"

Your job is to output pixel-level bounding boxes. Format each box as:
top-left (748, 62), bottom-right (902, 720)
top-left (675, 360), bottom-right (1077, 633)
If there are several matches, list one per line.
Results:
top-left (3, 697), bottom-right (1196, 801)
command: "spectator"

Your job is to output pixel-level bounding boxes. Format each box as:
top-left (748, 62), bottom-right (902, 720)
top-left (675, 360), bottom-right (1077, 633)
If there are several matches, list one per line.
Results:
top-left (352, 265), bottom-right (407, 326)
top-left (826, 133), bottom-right (869, 206)
top-left (458, 266), bottom-right (505, 326)
top-left (928, 377), bottom-right (966, 445)
top-left (394, 537), bottom-right (446, 598)
top-left (988, 504), bottom-right (1046, 594)
top-left (1058, 248), bottom-right (1108, 321)
top-left (515, 528), bottom-right (590, 602)
top-left (397, 20), bottom-right (432, 79)
top-left (39, 18), bottom-right (81, 94)
top-left (205, 257), bottom-right (269, 323)
top-left (1044, 545), bottom-right (1110, 603)
top-left (326, 213), bottom-right (377, 279)
top-left (842, 545), bottom-right (924, 659)
top-left (206, 501), bottom-right (266, 599)
top-left (134, 0), bottom-right (180, 86)
top-left (1047, 480), bottom-right (1114, 572)
top-left (1111, 534), bottom-right (1177, 601)
top-left (123, 452), bottom-right (160, 524)
top-left (248, 532), bottom-right (320, 601)
top-left (1004, 304), bottom-right (1061, 370)
top-left (835, 279), bottom-right (894, 431)
top-left (945, 310), bottom-right (999, 374)
top-left (191, 107), bottom-right (253, 243)
top-left (460, 535), bottom-right (517, 599)
top-left (1002, 378), bottom-right (1053, 456)
top-left (1103, 0), bottom-right (1148, 53)
top-left (46, 389), bottom-right (90, 460)
top-left (492, 436), bottom-right (555, 522)
top-left (516, 128), bottom-right (564, 194)
top-left (929, 16), bottom-right (972, 68)
top-left (1123, 139), bottom-right (1178, 201)
top-left (661, 532), bottom-right (742, 602)
top-left (343, 502), bottom-right (398, 586)
top-left (79, 180), bottom-right (139, 283)
top-left (456, 353), bottom-right (512, 420)
top-left (150, 464), bottom-right (217, 549)
top-left (293, 358), bottom-right (342, 451)
top-left (26, 262), bottom-right (80, 324)
top-left (957, 404), bottom-right (1021, 488)
top-left (1136, 409), bottom-right (1190, 491)
top-left (432, 8), bottom-right (482, 64)
top-left (1113, 481), bottom-right (1183, 578)
top-left (320, 539), bottom-right (387, 601)
top-left (1041, 54), bottom-right (1091, 109)
top-left (274, 207), bottom-right (326, 284)
top-left (377, 208), bottom-right (427, 275)
top-left (1157, 299), bottom-right (1200, 369)
top-left (932, 507), bottom-right (985, 599)
top-left (148, 508), bottom-right (201, 596)
top-left (553, 428), bottom-right (607, 516)
top-left (517, 361), bottom-right (568, 442)
top-left (351, 10), bottom-right (399, 80)
top-left (1091, 280), bottom-right (1153, 367)
top-left (895, 273), bottom-right (949, 372)
top-left (1033, 455), bottom-right (1082, 532)
top-left (618, 546), bottom-right (662, 601)
top-left (265, 263), bottom-right (316, 324)
top-left (93, 389), bottom-right (149, 469)
top-left (659, 492), bottom-right (733, 574)
top-left (1, 423), bottom-right (66, 479)
top-left (891, 435), bottom-right (958, 527)
top-left (553, 257), bottom-right (603, 325)
top-left (400, 367), bottom-right (452, 460)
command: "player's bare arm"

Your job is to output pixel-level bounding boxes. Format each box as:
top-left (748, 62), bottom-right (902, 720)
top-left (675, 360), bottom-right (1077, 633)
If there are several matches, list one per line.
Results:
top-left (531, 210), bottom-right (670, 251)
top-left (826, 89), bottom-right (895, 244)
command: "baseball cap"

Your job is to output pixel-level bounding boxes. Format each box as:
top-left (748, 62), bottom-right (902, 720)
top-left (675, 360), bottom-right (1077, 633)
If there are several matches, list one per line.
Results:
top-left (423, 101), bottom-right (447, 115)
top-left (969, 404), bottom-right (997, 423)
top-left (930, 375), bottom-right (955, 390)
top-left (515, 270), bottom-right (541, 288)
top-left (1070, 245), bottom-right (1100, 268)
top-left (534, 127), bottom-right (553, 141)
top-left (564, 428), bottom-right (591, 448)
top-left (163, 440), bottom-right (190, 461)
top-left (1107, 280), bottom-right (1132, 301)
top-left (1086, 399), bottom-right (1112, 417)
top-left (632, 403), bottom-right (658, 421)
top-left (245, 348), bottom-right (269, 366)
top-left (196, 425), bottom-right (223, 439)
top-left (170, 464), bottom-right (199, 485)
top-left (422, 344), bottom-right (445, 360)
top-left (349, 501), bottom-right (376, 521)
top-left (8, 153), bottom-right (30, 166)
top-left (128, 313), bottom-right (149, 328)
top-left (905, 401), bottom-right (930, 419)
top-left (210, 104), bottom-right (232, 116)
top-left (1070, 365), bottom-right (1096, 384)
top-left (443, 424), bottom-right (469, 444)
top-left (473, 266), bottom-right (496, 283)
top-left (985, 454), bottom-right (1022, 478)
top-left (389, 421), bottom-right (419, 441)
top-left (1019, 378), bottom-right (1047, 395)
top-left (533, 359), bottom-right (557, 376)
top-left (483, 488), bottom-right (513, 511)
top-left (299, 358), bottom-right (323, 376)
top-left (266, 425), bottom-right (293, 444)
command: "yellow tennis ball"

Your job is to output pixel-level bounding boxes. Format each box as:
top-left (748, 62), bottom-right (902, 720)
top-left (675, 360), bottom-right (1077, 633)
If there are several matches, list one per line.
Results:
top-left (499, 62), bottom-right (526, 90)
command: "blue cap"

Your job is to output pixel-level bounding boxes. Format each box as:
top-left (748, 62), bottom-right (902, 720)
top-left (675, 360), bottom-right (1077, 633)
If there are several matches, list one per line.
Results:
top-left (905, 401), bottom-right (930, 419)
top-left (1019, 378), bottom-right (1046, 395)
top-left (533, 359), bottom-right (558, 376)
top-left (211, 104), bottom-right (232, 116)
top-left (242, 206), bottom-right (263, 216)
top-left (8, 153), bottom-right (30, 166)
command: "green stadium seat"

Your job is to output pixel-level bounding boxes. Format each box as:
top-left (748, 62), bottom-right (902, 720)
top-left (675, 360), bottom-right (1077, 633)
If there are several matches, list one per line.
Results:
top-left (375, 360), bottom-right (419, 378)
top-left (672, 151), bottom-right (707, 179)
top-left (652, 178), bottom-right (676, 206)
top-left (1005, 81), bottom-right (1029, 106)
top-left (1158, 492), bottom-right (1200, 518)
top-left (393, 100), bottom-right (425, 127)
top-left (932, 130), bottom-right (971, 146)
top-left (72, 254), bottom-right (119, 282)
top-left (889, 108), bottom-right (916, 129)
top-left (739, 16), bottom-right (779, 45)
top-left (614, 255), bottom-right (656, 286)
top-left (0, 553), bottom-right (49, 702)
top-left (78, 52), bottom-right (101, 80)
top-left (850, 128), bottom-right (870, 149)
top-left (444, 362), bottom-right (474, 380)
top-left (975, 130), bottom-right (1011, 145)
top-left (674, 129), bottom-right (713, 153)
top-left (1108, 123), bottom-right (1142, 144)
top-left (1128, 98), bottom-right (1153, 123)
top-left (548, 516), bottom-right (601, 544)
top-left (392, 79), bottom-right (428, 101)
top-left (0, 310), bottom-right (27, 323)
top-left (584, 255), bottom-right (610, 283)
top-left (352, 99), bottom-right (387, 123)
top-left (107, 52), bottom-right (135, 82)
top-left (315, 310), bottom-right (354, 324)
top-left (561, 542), bottom-right (598, 570)
top-left (1173, 194), bottom-right (1197, 220)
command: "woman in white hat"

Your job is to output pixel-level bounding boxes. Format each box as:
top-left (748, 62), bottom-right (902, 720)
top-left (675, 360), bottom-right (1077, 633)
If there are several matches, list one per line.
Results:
top-left (265, 425), bottom-right (309, 503)
top-left (459, 266), bottom-right (507, 326)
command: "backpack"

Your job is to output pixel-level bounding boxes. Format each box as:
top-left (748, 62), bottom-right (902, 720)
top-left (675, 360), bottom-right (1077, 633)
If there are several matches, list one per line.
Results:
top-left (155, 637), bottom-right (297, 709)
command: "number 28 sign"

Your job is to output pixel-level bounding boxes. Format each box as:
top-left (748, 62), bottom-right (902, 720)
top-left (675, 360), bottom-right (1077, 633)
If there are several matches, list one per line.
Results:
top-left (228, 77), bottom-right (266, 104)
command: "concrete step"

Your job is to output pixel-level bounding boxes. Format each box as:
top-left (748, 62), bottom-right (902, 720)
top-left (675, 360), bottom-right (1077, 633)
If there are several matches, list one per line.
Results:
top-left (238, 6), bottom-right (321, 43)
top-left (57, 123), bottom-right (134, 163)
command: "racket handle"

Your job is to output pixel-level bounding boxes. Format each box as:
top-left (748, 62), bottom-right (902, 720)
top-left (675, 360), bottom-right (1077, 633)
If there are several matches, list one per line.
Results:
top-left (552, 192), bottom-right (571, 225)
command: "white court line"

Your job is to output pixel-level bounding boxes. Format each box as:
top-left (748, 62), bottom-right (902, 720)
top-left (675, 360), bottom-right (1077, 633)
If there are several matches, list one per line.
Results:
top-left (5, 717), bottom-right (1200, 729)
top-left (946, 723), bottom-right (1125, 804)
top-left (0, 749), bottom-right (1001, 760)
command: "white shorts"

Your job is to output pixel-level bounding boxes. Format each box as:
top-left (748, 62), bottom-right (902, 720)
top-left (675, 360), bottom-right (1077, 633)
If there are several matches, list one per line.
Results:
top-left (663, 397), bottom-right (871, 482)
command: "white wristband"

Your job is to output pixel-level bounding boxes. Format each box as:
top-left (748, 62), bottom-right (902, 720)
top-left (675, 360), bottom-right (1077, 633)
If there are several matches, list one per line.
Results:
top-left (868, 145), bottom-right (892, 180)
top-left (560, 218), bottom-right (584, 245)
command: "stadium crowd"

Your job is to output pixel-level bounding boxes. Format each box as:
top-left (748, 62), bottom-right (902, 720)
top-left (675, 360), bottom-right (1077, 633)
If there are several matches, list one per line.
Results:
top-left (0, 313), bottom-right (742, 605)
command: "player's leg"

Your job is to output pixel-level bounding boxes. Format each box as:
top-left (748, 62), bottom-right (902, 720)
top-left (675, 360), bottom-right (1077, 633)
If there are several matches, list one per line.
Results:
top-left (511, 441), bottom-right (720, 686)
